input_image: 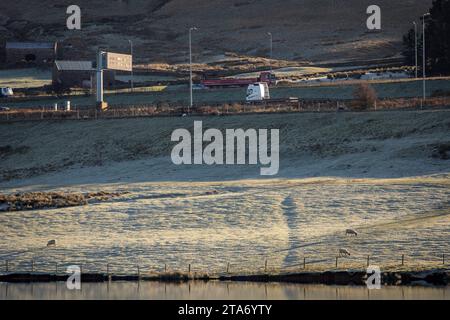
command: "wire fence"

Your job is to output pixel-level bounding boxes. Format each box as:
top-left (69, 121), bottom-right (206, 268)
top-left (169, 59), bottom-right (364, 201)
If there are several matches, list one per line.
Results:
top-left (1, 96), bottom-right (450, 123)
top-left (0, 252), bottom-right (448, 278)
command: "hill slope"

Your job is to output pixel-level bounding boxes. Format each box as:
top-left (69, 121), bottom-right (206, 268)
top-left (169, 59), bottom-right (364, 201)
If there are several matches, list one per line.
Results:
top-left (0, 0), bottom-right (433, 66)
top-left (1, 109), bottom-right (449, 185)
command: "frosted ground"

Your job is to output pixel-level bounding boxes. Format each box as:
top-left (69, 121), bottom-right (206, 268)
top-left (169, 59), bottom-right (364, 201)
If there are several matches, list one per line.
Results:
top-left (0, 110), bottom-right (449, 274)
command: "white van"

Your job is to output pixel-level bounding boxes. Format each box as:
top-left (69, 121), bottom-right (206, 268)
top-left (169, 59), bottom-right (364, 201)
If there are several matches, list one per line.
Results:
top-left (246, 82), bottom-right (270, 102)
top-left (0, 87), bottom-right (14, 97)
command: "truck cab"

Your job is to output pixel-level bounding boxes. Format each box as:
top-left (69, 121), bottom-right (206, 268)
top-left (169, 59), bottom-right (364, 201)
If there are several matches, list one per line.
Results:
top-left (258, 72), bottom-right (277, 85)
top-left (246, 82), bottom-right (270, 102)
top-left (0, 87), bottom-right (14, 98)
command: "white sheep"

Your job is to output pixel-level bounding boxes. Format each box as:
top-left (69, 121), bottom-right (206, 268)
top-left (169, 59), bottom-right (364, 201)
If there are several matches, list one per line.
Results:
top-left (47, 240), bottom-right (56, 247)
top-left (339, 248), bottom-right (351, 257)
top-left (346, 229), bottom-right (358, 236)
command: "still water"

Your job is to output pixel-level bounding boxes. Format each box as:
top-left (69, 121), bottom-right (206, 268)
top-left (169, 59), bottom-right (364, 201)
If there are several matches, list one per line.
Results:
top-left (0, 281), bottom-right (448, 300)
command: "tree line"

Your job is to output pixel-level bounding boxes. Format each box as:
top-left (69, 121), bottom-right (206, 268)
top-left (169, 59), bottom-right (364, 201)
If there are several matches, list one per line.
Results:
top-left (403, 0), bottom-right (450, 76)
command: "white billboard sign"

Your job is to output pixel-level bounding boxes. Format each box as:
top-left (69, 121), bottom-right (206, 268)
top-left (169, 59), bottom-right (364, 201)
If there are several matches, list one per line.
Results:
top-left (105, 52), bottom-right (132, 71)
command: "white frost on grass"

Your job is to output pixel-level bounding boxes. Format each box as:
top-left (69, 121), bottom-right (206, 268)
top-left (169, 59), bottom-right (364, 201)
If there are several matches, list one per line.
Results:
top-left (0, 110), bottom-right (449, 274)
top-left (0, 176), bottom-right (448, 274)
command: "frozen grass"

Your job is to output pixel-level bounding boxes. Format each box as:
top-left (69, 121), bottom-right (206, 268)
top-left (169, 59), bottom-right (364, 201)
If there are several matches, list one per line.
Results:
top-left (0, 110), bottom-right (449, 274)
top-left (0, 177), bottom-right (449, 274)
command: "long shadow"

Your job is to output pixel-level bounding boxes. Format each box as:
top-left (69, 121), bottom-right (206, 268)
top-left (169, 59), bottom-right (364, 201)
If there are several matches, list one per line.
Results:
top-left (281, 195), bottom-right (302, 265)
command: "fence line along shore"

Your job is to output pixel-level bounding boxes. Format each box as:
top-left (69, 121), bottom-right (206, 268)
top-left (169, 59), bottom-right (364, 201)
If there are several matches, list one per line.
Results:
top-left (0, 253), bottom-right (448, 286)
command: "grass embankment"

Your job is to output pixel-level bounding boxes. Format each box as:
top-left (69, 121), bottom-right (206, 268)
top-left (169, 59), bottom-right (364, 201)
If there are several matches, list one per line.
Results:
top-left (1, 96), bottom-right (450, 123)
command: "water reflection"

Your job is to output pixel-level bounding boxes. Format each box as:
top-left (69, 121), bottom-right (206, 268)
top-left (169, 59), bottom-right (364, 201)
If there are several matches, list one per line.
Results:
top-left (0, 281), bottom-right (449, 300)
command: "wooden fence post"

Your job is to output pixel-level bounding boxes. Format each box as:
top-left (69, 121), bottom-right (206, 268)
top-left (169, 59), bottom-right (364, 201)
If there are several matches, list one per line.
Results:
top-left (227, 262), bottom-right (230, 273)
top-left (264, 259), bottom-right (268, 273)
top-left (164, 264), bottom-right (167, 273)
top-left (55, 263), bottom-right (58, 275)
top-left (6, 260), bottom-right (9, 272)
top-left (367, 255), bottom-right (370, 267)
top-left (443, 254), bottom-right (445, 265)
top-left (188, 264), bottom-right (191, 273)
top-left (401, 254), bottom-right (405, 266)
top-left (303, 257), bottom-right (306, 269)
top-left (336, 257), bottom-right (338, 268)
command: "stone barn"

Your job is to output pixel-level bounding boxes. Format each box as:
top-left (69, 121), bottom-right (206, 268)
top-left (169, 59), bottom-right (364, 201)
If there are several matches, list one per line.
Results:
top-left (6, 42), bottom-right (57, 65)
top-left (52, 60), bottom-right (115, 89)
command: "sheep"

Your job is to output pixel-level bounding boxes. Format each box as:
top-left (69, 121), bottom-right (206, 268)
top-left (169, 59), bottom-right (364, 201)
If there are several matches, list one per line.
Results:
top-left (47, 240), bottom-right (56, 247)
top-left (346, 229), bottom-right (358, 237)
top-left (339, 248), bottom-right (351, 257)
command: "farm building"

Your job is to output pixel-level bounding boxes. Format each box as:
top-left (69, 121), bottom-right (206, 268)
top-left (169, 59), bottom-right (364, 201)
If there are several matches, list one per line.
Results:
top-left (52, 60), bottom-right (115, 89)
top-left (5, 42), bottom-right (58, 65)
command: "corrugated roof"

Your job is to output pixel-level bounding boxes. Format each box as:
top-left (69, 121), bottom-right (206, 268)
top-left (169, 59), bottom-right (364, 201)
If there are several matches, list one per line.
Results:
top-left (55, 61), bottom-right (94, 71)
top-left (6, 42), bottom-right (55, 49)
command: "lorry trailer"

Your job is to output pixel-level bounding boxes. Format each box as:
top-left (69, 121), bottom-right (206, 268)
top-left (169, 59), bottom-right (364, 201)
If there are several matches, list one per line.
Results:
top-left (201, 72), bottom-right (276, 88)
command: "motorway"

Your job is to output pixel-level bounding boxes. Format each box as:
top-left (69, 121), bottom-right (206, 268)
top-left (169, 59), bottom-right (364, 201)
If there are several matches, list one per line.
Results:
top-left (2, 78), bottom-right (450, 109)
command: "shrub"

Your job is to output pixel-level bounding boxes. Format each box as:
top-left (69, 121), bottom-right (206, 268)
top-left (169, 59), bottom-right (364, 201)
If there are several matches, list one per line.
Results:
top-left (353, 83), bottom-right (377, 110)
top-left (432, 143), bottom-right (450, 160)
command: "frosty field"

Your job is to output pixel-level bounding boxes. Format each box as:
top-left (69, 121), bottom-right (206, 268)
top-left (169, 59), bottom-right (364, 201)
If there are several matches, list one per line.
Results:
top-left (0, 110), bottom-right (449, 275)
top-left (0, 176), bottom-right (449, 274)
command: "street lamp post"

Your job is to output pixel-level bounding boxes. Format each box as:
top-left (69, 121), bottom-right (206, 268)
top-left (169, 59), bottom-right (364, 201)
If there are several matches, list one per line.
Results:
top-left (189, 27), bottom-right (198, 113)
top-left (422, 13), bottom-right (430, 103)
top-left (267, 32), bottom-right (273, 72)
top-left (128, 40), bottom-right (134, 92)
top-left (413, 22), bottom-right (418, 78)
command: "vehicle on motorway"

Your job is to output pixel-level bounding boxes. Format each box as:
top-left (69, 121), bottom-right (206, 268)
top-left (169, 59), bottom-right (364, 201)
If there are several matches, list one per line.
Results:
top-left (192, 84), bottom-right (208, 90)
top-left (246, 82), bottom-right (270, 102)
top-left (1, 87), bottom-right (14, 97)
top-left (201, 72), bottom-right (276, 88)
top-left (245, 82), bottom-right (299, 105)
top-left (0, 107), bottom-right (11, 111)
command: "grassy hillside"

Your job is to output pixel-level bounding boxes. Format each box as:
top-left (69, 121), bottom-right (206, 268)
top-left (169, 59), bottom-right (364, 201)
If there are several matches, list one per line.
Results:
top-left (1, 109), bottom-right (449, 182)
top-left (0, 0), bottom-right (433, 65)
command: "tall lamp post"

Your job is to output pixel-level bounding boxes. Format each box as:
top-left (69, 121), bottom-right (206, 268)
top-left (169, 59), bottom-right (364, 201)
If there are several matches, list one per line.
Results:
top-left (189, 27), bottom-right (198, 113)
top-left (413, 22), bottom-right (418, 78)
top-left (128, 40), bottom-right (134, 92)
top-left (267, 32), bottom-right (273, 72)
top-left (422, 13), bottom-right (430, 103)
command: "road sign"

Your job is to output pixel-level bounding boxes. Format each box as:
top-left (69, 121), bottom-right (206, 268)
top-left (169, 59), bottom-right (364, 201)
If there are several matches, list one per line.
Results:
top-left (104, 52), bottom-right (132, 71)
